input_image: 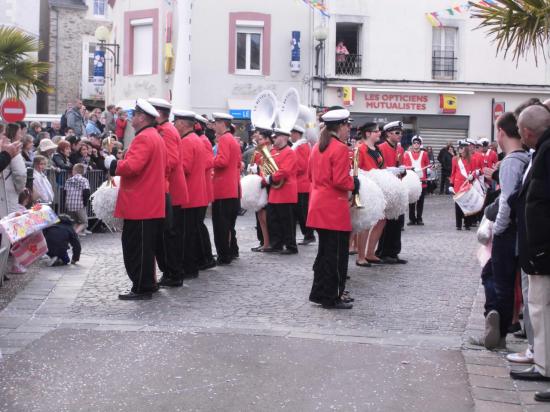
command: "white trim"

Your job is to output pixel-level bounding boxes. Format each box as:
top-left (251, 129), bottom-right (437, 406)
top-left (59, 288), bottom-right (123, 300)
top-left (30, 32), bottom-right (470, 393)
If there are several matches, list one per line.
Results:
top-left (131, 18), bottom-right (154, 26)
top-left (236, 20), bottom-right (264, 28)
top-left (355, 87), bottom-right (474, 95)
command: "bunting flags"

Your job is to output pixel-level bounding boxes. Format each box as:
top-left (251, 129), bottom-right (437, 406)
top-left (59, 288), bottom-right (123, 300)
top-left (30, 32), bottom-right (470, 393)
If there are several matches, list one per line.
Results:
top-left (425, 1), bottom-right (496, 27)
top-left (301, 0), bottom-right (330, 17)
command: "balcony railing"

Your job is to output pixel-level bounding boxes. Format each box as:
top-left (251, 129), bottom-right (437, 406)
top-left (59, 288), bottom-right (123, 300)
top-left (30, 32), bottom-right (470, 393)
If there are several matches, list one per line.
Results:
top-left (432, 48), bottom-right (457, 80)
top-left (335, 53), bottom-right (362, 76)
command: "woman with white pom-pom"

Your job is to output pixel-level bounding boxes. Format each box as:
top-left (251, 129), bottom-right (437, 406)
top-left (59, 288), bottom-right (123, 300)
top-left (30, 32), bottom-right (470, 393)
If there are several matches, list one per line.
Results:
top-left (402, 135), bottom-right (430, 225)
top-left (356, 122), bottom-right (386, 266)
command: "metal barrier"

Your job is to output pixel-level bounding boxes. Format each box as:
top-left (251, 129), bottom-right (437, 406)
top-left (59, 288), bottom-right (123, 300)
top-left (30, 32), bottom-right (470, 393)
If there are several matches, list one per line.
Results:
top-left (45, 169), bottom-right (107, 218)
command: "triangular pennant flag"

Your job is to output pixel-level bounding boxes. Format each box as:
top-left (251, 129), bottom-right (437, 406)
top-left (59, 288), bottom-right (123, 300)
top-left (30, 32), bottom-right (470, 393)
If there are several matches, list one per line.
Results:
top-left (447, 8), bottom-right (454, 15)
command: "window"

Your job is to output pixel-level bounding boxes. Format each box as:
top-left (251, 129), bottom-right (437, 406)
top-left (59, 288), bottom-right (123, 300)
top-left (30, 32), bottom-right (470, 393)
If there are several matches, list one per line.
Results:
top-left (335, 23), bottom-right (362, 76)
top-left (93, 0), bottom-right (106, 17)
top-left (132, 19), bottom-right (153, 75)
top-left (236, 27), bottom-right (262, 74)
top-left (123, 9), bottom-right (159, 76)
top-left (432, 27), bottom-right (458, 80)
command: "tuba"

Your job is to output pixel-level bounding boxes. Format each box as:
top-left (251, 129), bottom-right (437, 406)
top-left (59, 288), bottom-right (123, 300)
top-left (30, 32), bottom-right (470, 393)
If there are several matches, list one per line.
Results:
top-left (256, 145), bottom-right (284, 189)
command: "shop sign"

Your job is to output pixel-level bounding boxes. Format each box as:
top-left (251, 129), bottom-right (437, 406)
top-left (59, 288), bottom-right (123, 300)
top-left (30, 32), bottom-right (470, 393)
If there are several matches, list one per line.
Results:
top-left (342, 86), bottom-right (354, 107)
top-left (440, 94), bottom-right (457, 114)
top-left (364, 93), bottom-right (429, 111)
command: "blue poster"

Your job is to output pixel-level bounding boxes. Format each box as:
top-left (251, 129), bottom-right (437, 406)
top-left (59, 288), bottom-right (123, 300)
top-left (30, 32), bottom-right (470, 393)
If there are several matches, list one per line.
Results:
top-left (93, 48), bottom-right (105, 86)
top-left (291, 31), bottom-right (301, 72)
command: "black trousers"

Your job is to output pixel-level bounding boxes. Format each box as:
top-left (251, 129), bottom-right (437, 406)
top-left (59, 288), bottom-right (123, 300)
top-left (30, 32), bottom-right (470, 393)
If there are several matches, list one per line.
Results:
top-left (309, 229), bottom-right (349, 305)
top-left (255, 210), bottom-right (264, 245)
top-left (455, 203), bottom-right (474, 229)
top-left (182, 207), bottom-right (201, 276)
top-left (196, 206), bottom-right (214, 265)
top-left (409, 187), bottom-right (426, 222)
top-left (267, 203), bottom-right (297, 251)
top-left (294, 192), bottom-right (315, 240)
top-left (440, 171), bottom-right (450, 194)
top-left (481, 258), bottom-right (497, 318)
top-left (491, 228), bottom-right (518, 337)
top-left (156, 205), bottom-right (184, 280)
top-left (212, 198), bottom-right (239, 262)
top-left (122, 218), bottom-right (164, 293)
top-left (376, 216), bottom-right (402, 258)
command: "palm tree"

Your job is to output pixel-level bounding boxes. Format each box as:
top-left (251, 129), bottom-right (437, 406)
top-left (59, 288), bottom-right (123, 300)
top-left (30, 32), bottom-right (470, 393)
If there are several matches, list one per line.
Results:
top-left (470, 0), bottom-right (550, 64)
top-left (0, 26), bottom-right (51, 101)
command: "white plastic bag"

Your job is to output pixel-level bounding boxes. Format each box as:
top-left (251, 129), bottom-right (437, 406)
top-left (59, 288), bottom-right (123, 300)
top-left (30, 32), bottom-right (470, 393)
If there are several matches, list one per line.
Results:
top-left (477, 216), bottom-right (493, 245)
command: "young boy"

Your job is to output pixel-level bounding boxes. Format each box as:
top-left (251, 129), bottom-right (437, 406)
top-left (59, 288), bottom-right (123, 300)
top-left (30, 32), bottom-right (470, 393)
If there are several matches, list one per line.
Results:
top-left (43, 214), bottom-right (81, 266)
top-left (64, 163), bottom-right (90, 235)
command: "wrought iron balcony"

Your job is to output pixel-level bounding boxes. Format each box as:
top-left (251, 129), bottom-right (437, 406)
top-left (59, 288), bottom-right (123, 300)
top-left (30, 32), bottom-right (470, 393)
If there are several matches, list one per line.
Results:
top-left (432, 48), bottom-right (457, 80)
top-left (335, 53), bottom-right (362, 76)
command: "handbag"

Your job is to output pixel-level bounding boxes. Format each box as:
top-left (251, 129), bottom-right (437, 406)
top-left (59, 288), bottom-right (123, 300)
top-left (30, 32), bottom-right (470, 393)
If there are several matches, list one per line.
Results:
top-left (11, 231), bottom-right (48, 266)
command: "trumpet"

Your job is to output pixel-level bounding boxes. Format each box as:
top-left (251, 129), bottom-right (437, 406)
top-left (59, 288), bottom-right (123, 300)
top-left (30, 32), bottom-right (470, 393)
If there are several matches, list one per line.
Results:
top-left (257, 145), bottom-right (284, 189)
top-left (350, 147), bottom-right (363, 209)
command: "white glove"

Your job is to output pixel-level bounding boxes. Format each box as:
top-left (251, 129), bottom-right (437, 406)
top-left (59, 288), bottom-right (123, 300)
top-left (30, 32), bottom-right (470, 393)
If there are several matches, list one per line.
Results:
top-left (248, 164), bottom-right (258, 174)
top-left (467, 174), bottom-right (474, 182)
top-left (104, 155), bottom-right (116, 170)
top-left (387, 167), bottom-right (400, 176)
top-left (449, 186), bottom-right (455, 194)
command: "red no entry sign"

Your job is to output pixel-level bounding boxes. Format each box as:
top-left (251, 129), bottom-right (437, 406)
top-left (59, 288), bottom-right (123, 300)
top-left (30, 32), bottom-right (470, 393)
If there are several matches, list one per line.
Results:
top-left (0, 99), bottom-right (26, 122)
top-left (493, 101), bottom-right (505, 123)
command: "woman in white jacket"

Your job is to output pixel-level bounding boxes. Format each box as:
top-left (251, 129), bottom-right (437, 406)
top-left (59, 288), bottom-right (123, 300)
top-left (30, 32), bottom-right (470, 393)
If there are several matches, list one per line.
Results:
top-left (2, 129), bottom-right (27, 212)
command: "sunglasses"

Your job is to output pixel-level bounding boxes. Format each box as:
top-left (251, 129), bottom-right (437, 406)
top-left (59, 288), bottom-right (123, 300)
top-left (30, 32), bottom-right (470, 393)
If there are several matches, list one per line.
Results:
top-left (390, 131), bottom-right (402, 135)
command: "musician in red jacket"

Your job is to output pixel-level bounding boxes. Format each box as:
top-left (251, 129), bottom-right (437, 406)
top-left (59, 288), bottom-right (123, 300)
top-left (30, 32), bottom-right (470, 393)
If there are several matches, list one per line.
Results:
top-left (148, 98), bottom-right (189, 288)
top-left (375, 121), bottom-right (407, 264)
top-left (290, 125), bottom-right (315, 246)
top-left (263, 128), bottom-right (298, 254)
top-left (450, 140), bottom-right (480, 230)
top-left (308, 108), bottom-right (358, 309)
top-left (402, 135), bottom-right (430, 225)
top-left (173, 109), bottom-right (210, 279)
top-left (212, 113), bottom-right (242, 264)
top-left (478, 137), bottom-right (498, 169)
top-left (194, 114), bottom-right (216, 269)
top-left (107, 99), bottom-right (167, 300)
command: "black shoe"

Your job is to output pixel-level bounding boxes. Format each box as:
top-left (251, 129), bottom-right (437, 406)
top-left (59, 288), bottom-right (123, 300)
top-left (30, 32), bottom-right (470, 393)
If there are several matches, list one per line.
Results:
top-left (456, 227), bottom-right (462, 231)
top-left (535, 390), bottom-right (550, 402)
top-left (508, 322), bottom-right (522, 334)
top-left (280, 248), bottom-right (298, 255)
top-left (322, 299), bottom-right (353, 309)
top-left (199, 260), bottom-right (217, 270)
top-left (261, 247), bottom-right (282, 253)
top-left (182, 271), bottom-right (199, 279)
top-left (251, 245), bottom-right (264, 252)
top-left (159, 276), bottom-right (183, 287)
top-left (407, 221), bottom-right (417, 226)
top-left (341, 296), bottom-right (354, 303)
top-left (416, 219), bottom-right (424, 226)
top-left (355, 261), bottom-right (371, 267)
top-left (118, 291), bottom-right (153, 300)
top-left (510, 366), bottom-right (550, 381)
top-left (298, 237), bottom-right (315, 245)
top-left (394, 257), bottom-right (408, 264)
top-left (366, 258), bottom-right (384, 264)
top-left (465, 226), bottom-right (471, 231)
top-left (216, 258), bottom-right (232, 265)
top-left (231, 252), bottom-right (239, 259)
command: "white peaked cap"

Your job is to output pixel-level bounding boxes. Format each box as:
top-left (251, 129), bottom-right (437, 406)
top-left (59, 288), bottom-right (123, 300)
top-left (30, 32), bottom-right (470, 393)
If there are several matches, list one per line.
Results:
top-left (172, 109), bottom-right (197, 120)
top-left (321, 108), bottom-right (350, 124)
top-left (383, 120), bottom-right (403, 131)
top-left (195, 114), bottom-right (209, 124)
top-left (212, 112), bottom-right (234, 121)
top-left (272, 127), bottom-right (291, 137)
top-left (292, 125), bottom-right (305, 134)
top-left (411, 135), bottom-right (423, 144)
top-left (147, 97), bottom-right (172, 110)
top-left (135, 99), bottom-right (160, 118)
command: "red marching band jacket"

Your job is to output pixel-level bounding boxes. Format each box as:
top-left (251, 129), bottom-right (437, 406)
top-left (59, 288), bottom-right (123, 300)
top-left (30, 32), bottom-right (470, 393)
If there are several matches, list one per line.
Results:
top-left (450, 156), bottom-right (479, 190)
top-left (307, 138), bottom-right (355, 232)
top-left (213, 132), bottom-right (242, 200)
top-left (156, 121), bottom-right (188, 206)
top-left (268, 145), bottom-right (298, 204)
top-left (114, 126), bottom-right (167, 220)
top-left (199, 134), bottom-right (214, 203)
top-left (378, 141), bottom-right (404, 167)
top-left (402, 150), bottom-right (430, 188)
top-left (292, 140), bottom-right (311, 194)
top-left (180, 132), bottom-right (209, 208)
top-left (481, 149), bottom-right (498, 169)
top-left (358, 142), bottom-right (384, 171)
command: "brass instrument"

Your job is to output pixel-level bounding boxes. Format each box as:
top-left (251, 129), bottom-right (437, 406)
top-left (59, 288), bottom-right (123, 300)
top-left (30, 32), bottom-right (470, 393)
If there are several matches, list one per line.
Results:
top-left (258, 145), bottom-right (284, 189)
top-left (350, 147), bottom-right (363, 208)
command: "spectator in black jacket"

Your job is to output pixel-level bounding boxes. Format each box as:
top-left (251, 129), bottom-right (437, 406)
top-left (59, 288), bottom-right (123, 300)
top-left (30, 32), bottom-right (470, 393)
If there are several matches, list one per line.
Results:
top-left (51, 140), bottom-right (72, 172)
top-left (437, 142), bottom-right (454, 194)
top-left (43, 214), bottom-right (81, 266)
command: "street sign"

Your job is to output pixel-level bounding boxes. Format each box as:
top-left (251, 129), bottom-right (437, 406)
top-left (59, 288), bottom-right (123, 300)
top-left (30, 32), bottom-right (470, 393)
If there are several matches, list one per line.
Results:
top-left (229, 109), bottom-right (251, 119)
top-left (0, 99), bottom-right (26, 122)
top-left (493, 101), bottom-right (505, 122)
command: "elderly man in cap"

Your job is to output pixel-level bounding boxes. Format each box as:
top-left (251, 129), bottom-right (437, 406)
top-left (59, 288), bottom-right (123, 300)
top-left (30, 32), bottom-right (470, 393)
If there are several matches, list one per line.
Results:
top-left (290, 125), bottom-right (315, 245)
top-left (148, 98), bottom-right (189, 288)
top-left (403, 135), bottom-right (430, 225)
top-left (173, 110), bottom-right (210, 278)
top-left (263, 128), bottom-right (298, 254)
top-left (107, 99), bottom-right (167, 300)
top-left (211, 113), bottom-right (242, 264)
top-left (376, 121), bottom-right (407, 264)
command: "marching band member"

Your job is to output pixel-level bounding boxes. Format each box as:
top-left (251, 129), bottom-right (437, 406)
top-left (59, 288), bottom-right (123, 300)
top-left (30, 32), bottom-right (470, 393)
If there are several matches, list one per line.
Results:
top-left (263, 128), bottom-right (298, 254)
top-left (450, 140), bottom-right (479, 230)
top-left (211, 113), bottom-right (242, 265)
top-left (356, 122), bottom-right (386, 266)
top-left (173, 110), bottom-right (209, 279)
top-left (290, 125), bottom-right (315, 245)
top-left (148, 98), bottom-right (189, 288)
top-left (403, 135), bottom-right (430, 225)
top-left (107, 99), bottom-right (167, 300)
top-left (479, 137), bottom-right (498, 169)
top-left (376, 121), bottom-right (407, 264)
top-left (308, 108), bottom-right (358, 309)
top-left (194, 114), bottom-right (216, 269)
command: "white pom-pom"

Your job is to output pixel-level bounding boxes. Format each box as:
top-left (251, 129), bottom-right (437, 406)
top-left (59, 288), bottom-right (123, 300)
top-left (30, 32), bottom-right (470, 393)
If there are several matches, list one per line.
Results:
top-left (402, 170), bottom-right (423, 204)
top-left (240, 174), bottom-right (268, 212)
top-left (351, 171), bottom-right (386, 233)
top-left (91, 177), bottom-right (123, 230)
top-left (367, 169), bottom-right (408, 220)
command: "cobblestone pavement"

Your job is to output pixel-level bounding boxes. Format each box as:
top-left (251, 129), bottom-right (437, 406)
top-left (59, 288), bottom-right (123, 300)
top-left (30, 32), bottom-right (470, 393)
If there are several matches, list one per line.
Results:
top-left (0, 195), bottom-right (546, 411)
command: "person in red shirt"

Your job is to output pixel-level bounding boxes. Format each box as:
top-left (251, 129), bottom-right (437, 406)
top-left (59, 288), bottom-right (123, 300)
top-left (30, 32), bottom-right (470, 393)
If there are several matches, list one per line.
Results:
top-left (290, 125), bottom-right (315, 245)
top-left (308, 108), bottom-right (358, 309)
top-left (114, 109), bottom-right (127, 143)
top-left (173, 109), bottom-right (210, 278)
top-left (107, 99), bottom-right (167, 300)
top-left (402, 135), bottom-right (430, 225)
top-left (356, 122), bottom-right (386, 266)
top-left (194, 114), bottom-right (216, 269)
top-left (469, 139), bottom-right (484, 170)
top-left (478, 137), bottom-right (498, 169)
top-left (375, 121), bottom-right (407, 264)
top-left (263, 128), bottom-right (299, 254)
top-left (450, 140), bottom-right (479, 230)
top-left (148, 98), bottom-right (189, 288)
top-left (211, 113), bottom-right (242, 264)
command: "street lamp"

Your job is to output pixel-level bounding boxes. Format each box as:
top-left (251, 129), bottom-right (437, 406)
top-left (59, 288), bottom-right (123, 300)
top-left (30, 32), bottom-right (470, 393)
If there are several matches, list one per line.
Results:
top-left (94, 25), bottom-right (120, 74)
top-left (313, 25), bottom-right (329, 107)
